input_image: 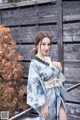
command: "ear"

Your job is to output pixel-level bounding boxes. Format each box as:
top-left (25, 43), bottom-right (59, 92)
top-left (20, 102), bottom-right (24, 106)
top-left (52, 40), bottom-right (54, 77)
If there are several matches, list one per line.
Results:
top-left (36, 45), bottom-right (39, 49)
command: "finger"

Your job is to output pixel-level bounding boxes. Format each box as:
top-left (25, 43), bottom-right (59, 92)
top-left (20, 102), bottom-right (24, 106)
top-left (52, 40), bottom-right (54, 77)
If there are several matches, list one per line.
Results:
top-left (43, 113), bottom-right (49, 118)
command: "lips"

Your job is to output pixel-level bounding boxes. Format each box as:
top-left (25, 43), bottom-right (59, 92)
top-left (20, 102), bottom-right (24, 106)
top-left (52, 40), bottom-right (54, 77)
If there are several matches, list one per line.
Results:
top-left (45, 50), bottom-right (48, 53)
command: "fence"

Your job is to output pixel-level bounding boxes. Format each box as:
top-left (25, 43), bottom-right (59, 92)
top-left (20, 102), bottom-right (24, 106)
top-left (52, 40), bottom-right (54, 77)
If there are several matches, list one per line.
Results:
top-left (0, 0), bottom-right (29, 3)
top-left (0, 0), bottom-right (80, 119)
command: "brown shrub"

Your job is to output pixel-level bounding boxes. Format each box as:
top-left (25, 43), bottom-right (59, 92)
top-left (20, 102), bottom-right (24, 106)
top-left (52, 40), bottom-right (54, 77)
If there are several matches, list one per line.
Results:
top-left (0, 25), bottom-right (28, 117)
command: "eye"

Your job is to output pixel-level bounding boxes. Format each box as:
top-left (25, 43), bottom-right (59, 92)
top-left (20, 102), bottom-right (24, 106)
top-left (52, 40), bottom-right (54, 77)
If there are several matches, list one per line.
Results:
top-left (41, 43), bottom-right (46, 46)
top-left (48, 43), bottom-right (51, 46)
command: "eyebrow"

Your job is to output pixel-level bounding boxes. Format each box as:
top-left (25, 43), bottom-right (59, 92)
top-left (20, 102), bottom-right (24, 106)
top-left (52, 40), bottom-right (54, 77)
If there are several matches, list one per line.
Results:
top-left (41, 41), bottom-right (51, 43)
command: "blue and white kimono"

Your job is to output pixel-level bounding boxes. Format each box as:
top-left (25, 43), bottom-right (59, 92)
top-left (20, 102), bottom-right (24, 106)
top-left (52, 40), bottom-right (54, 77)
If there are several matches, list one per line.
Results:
top-left (27, 56), bottom-right (69, 120)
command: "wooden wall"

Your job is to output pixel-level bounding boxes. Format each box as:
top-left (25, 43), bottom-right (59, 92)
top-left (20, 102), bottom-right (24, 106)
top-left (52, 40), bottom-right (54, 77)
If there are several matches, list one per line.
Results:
top-left (0, 0), bottom-right (80, 119)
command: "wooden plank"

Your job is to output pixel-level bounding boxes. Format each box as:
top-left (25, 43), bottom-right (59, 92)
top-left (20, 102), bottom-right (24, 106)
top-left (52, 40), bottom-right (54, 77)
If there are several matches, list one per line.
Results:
top-left (64, 83), bottom-right (80, 102)
top-left (63, 25), bottom-right (80, 42)
top-left (63, 23), bottom-right (80, 42)
top-left (64, 22), bottom-right (80, 30)
top-left (66, 103), bottom-right (80, 120)
top-left (63, 1), bottom-right (80, 22)
top-left (1, 7), bottom-right (38, 26)
top-left (64, 62), bottom-right (80, 82)
top-left (1, 4), bottom-right (58, 26)
top-left (64, 44), bottom-right (80, 62)
top-left (22, 62), bottom-right (30, 78)
top-left (16, 45), bottom-right (33, 61)
top-left (63, 1), bottom-right (80, 13)
top-left (10, 25), bottom-right (57, 43)
top-left (1, 1), bottom-right (80, 26)
top-left (16, 44), bottom-right (58, 61)
top-left (63, 14), bottom-right (80, 22)
top-left (0, 0), bottom-right (57, 10)
top-left (10, 22), bottom-right (80, 44)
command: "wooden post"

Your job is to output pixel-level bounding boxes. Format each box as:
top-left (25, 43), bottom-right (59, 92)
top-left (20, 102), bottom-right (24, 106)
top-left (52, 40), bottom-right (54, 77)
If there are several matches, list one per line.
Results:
top-left (57, 0), bottom-right (64, 72)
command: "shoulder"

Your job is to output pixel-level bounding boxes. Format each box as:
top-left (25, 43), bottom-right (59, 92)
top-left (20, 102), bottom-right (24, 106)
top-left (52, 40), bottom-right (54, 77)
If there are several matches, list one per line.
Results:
top-left (29, 59), bottom-right (37, 68)
top-left (29, 60), bottom-right (40, 74)
top-left (30, 58), bottom-right (42, 70)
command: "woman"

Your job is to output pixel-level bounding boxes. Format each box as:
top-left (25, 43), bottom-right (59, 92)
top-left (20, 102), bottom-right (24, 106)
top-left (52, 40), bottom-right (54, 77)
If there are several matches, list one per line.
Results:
top-left (27, 32), bottom-right (69, 120)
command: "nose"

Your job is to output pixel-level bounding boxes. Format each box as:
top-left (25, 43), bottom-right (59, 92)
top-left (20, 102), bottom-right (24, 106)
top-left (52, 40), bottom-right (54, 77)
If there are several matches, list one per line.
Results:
top-left (45, 45), bottom-right (49, 49)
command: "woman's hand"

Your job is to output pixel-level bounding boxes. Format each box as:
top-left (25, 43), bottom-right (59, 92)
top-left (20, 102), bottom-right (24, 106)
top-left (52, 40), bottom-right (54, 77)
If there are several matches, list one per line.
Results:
top-left (44, 56), bottom-right (52, 65)
top-left (52, 61), bottom-right (62, 72)
top-left (41, 104), bottom-right (49, 118)
top-left (44, 57), bottom-right (62, 72)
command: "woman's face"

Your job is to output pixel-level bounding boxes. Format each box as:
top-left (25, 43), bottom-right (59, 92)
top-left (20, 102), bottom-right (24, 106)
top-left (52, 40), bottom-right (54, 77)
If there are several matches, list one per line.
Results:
top-left (37, 37), bottom-right (51, 56)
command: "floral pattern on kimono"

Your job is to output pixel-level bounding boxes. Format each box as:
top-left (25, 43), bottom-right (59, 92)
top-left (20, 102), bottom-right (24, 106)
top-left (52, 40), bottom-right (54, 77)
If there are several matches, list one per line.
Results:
top-left (27, 56), bottom-right (69, 120)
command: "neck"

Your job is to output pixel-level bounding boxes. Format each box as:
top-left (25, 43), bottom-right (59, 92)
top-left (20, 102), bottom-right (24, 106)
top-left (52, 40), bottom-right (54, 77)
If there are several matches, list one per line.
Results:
top-left (36, 53), bottom-right (45, 60)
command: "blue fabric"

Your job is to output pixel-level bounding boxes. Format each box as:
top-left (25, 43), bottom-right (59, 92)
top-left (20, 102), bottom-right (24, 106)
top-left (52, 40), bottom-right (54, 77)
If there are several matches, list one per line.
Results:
top-left (27, 56), bottom-right (69, 120)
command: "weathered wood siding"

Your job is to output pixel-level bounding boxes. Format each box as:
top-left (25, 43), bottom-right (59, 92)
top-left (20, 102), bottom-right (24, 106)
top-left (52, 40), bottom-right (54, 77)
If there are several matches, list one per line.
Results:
top-left (0, 0), bottom-right (80, 119)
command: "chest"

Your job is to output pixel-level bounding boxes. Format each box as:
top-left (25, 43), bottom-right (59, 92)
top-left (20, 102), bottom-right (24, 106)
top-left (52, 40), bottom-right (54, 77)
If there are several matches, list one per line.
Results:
top-left (37, 63), bottom-right (60, 82)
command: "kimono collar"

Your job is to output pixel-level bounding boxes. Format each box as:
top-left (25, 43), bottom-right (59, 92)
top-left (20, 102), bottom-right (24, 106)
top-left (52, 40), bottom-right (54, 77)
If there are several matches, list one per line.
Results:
top-left (32, 55), bottom-right (49, 66)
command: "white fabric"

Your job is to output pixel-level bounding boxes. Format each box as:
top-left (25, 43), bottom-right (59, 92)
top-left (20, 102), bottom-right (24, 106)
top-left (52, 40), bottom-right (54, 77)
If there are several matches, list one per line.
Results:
top-left (44, 79), bottom-right (60, 88)
top-left (20, 117), bottom-right (40, 120)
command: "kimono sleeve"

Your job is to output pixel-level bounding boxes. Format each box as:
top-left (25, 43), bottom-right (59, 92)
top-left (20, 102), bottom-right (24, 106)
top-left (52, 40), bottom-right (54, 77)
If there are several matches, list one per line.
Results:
top-left (58, 72), bottom-right (69, 101)
top-left (58, 72), bottom-right (66, 83)
top-left (27, 60), bottom-right (46, 109)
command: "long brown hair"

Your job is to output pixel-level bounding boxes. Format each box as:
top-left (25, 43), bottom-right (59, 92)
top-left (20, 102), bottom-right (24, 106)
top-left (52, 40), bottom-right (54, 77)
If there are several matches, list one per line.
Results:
top-left (31, 32), bottom-right (51, 55)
